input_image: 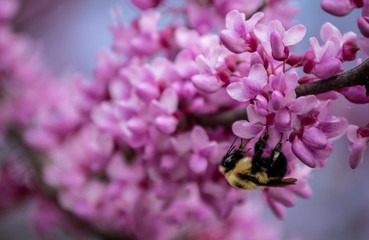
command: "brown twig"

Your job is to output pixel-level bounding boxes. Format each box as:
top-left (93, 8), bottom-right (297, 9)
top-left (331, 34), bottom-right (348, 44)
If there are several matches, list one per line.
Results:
top-left (194, 108), bottom-right (247, 128)
top-left (295, 58), bottom-right (369, 97)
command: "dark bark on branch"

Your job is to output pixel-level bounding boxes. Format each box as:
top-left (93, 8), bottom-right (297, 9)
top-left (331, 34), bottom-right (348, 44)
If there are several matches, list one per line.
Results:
top-left (295, 58), bottom-right (369, 97)
top-left (194, 108), bottom-right (247, 128)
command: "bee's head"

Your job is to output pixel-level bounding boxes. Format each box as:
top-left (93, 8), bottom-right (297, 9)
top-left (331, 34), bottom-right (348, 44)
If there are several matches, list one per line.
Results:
top-left (221, 149), bottom-right (244, 172)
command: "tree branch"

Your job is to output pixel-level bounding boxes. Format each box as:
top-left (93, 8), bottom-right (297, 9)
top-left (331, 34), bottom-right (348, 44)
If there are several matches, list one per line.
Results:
top-left (295, 58), bottom-right (369, 97)
top-left (194, 108), bottom-right (247, 128)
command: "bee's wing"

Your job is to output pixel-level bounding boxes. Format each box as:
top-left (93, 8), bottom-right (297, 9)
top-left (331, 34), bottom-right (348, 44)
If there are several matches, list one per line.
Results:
top-left (266, 178), bottom-right (297, 187)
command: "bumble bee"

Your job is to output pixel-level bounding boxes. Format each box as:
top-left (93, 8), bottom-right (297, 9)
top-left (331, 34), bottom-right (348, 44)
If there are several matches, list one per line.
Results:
top-left (219, 134), bottom-right (297, 190)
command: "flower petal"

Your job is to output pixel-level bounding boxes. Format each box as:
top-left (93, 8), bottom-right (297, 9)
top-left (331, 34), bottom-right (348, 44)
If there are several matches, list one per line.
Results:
top-left (359, 36), bottom-right (369, 56)
top-left (271, 90), bottom-right (284, 111)
top-left (247, 105), bottom-right (266, 123)
top-left (244, 12), bottom-right (264, 31)
top-left (302, 127), bottom-right (328, 149)
top-left (191, 126), bottom-right (209, 151)
top-left (220, 30), bottom-right (248, 53)
top-left (317, 117), bottom-right (348, 139)
top-left (292, 138), bottom-right (316, 168)
top-left (232, 120), bottom-right (264, 139)
top-left (284, 24), bottom-right (306, 46)
top-left (195, 55), bottom-right (212, 74)
top-left (159, 88), bottom-right (178, 114)
top-left (312, 57), bottom-right (342, 79)
top-left (321, 0), bottom-right (355, 16)
top-left (275, 108), bottom-right (292, 132)
top-left (254, 23), bottom-right (269, 42)
top-left (358, 16), bottom-right (369, 38)
top-left (269, 20), bottom-right (285, 37)
top-left (266, 195), bottom-right (286, 219)
top-left (189, 154), bottom-right (208, 173)
top-left (191, 74), bottom-right (224, 93)
top-left (349, 138), bottom-right (367, 169)
top-left (248, 63), bottom-right (268, 86)
top-left (268, 188), bottom-right (296, 207)
top-left (225, 9), bottom-right (246, 34)
top-left (320, 22), bottom-right (341, 43)
top-left (270, 31), bottom-right (286, 60)
top-left (155, 115), bottom-right (178, 134)
top-left (226, 82), bottom-right (247, 101)
top-left (347, 125), bottom-right (359, 142)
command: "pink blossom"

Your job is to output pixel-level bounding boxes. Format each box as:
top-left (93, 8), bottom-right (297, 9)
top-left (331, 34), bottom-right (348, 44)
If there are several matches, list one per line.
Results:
top-left (358, 16), bottom-right (369, 37)
top-left (151, 87), bottom-right (179, 134)
top-left (227, 63), bottom-right (268, 102)
top-left (220, 10), bottom-right (264, 53)
top-left (189, 126), bottom-right (218, 173)
top-left (347, 125), bottom-right (369, 169)
top-left (2, 0), bottom-right (367, 238)
top-left (254, 20), bottom-right (306, 61)
top-left (290, 105), bottom-right (348, 168)
top-left (341, 85), bottom-right (369, 103)
top-left (321, 0), bottom-right (357, 16)
top-left (129, 0), bottom-right (164, 10)
top-left (303, 36), bottom-right (342, 79)
top-left (192, 48), bottom-right (226, 93)
top-left (320, 22), bottom-right (359, 61)
top-left (359, 2), bottom-right (369, 37)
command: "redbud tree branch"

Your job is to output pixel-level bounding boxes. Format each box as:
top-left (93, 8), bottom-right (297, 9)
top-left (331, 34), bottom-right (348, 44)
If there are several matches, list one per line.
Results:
top-left (195, 58), bottom-right (369, 127)
top-left (295, 58), bottom-right (369, 97)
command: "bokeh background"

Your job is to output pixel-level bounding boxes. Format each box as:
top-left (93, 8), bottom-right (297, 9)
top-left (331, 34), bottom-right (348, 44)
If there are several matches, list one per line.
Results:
top-left (1, 0), bottom-right (369, 239)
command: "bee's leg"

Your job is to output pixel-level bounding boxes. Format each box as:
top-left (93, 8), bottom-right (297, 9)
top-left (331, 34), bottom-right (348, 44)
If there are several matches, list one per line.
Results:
top-left (238, 138), bottom-right (251, 153)
top-left (251, 133), bottom-right (269, 174)
top-left (253, 132), bottom-right (269, 159)
top-left (270, 133), bottom-right (284, 164)
top-left (268, 138), bottom-right (288, 178)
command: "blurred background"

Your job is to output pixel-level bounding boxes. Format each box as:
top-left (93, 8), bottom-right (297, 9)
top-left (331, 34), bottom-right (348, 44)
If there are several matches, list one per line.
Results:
top-left (1, 0), bottom-right (369, 239)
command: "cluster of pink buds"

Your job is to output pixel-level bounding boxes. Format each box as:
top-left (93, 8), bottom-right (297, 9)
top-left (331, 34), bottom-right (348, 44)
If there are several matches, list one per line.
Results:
top-left (0, 0), bottom-right (368, 239)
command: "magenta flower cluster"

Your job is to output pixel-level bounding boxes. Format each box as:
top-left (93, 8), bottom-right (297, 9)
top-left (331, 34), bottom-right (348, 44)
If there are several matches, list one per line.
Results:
top-left (321, 0), bottom-right (369, 168)
top-left (0, 0), bottom-right (368, 239)
top-left (321, 0), bottom-right (369, 56)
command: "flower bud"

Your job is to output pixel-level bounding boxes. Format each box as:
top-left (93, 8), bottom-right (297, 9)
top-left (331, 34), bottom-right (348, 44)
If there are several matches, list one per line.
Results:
top-left (321, 0), bottom-right (356, 16)
top-left (358, 16), bottom-right (369, 37)
top-left (342, 38), bottom-right (359, 61)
